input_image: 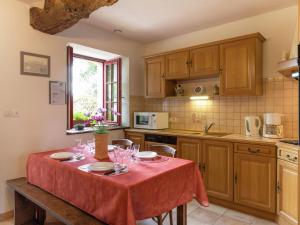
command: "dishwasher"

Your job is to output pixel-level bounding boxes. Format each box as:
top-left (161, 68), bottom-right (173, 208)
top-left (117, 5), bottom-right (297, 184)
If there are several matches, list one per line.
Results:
top-left (144, 134), bottom-right (177, 151)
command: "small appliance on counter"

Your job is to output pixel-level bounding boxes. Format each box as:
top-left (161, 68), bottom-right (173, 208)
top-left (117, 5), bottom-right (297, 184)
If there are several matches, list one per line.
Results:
top-left (263, 113), bottom-right (284, 139)
top-left (245, 116), bottom-right (261, 137)
top-left (134, 112), bottom-right (169, 130)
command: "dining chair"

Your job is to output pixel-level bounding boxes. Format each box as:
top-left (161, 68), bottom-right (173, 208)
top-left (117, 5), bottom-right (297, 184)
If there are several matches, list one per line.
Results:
top-left (150, 144), bottom-right (176, 225)
top-left (149, 144), bottom-right (176, 158)
top-left (111, 139), bottom-right (133, 149)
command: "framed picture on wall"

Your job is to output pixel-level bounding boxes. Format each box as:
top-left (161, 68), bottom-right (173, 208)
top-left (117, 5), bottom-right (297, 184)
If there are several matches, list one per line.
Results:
top-left (49, 81), bottom-right (66, 105)
top-left (20, 51), bottom-right (50, 77)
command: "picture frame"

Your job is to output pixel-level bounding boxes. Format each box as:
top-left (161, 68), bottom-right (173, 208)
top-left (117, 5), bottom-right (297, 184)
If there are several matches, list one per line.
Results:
top-left (49, 81), bottom-right (66, 105)
top-left (20, 51), bottom-right (50, 77)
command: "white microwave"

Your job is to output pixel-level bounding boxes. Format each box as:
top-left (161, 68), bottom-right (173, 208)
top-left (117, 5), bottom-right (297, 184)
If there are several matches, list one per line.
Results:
top-left (134, 112), bottom-right (169, 130)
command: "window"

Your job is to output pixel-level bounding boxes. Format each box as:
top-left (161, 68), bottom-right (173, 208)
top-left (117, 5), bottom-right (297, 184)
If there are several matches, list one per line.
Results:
top-left (67, 46), bottom-right (122, 129)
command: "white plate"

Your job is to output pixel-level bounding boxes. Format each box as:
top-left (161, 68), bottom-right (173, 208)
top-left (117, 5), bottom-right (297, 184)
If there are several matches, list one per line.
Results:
top-left (88, 162), bottom-right (114, 172)
top-left (136, 151), bottom-right (158, 159)
top-left (50, 152), bottom-right (74, 160)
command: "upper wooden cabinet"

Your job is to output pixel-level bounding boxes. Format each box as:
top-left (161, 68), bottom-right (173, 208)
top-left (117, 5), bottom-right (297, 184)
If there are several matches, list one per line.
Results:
top-left (190, 45), bottom-right (220, 79)
top-left (145, 56), bottom-right (166, 98)
top-left (202, 140), bottom-right (234, 201)
top-left (165, 50), bottom-right (190, 80)
top-left (144, 33), bottom-right (265, 98)
top-left (220, 35), bottom-right (264, 96)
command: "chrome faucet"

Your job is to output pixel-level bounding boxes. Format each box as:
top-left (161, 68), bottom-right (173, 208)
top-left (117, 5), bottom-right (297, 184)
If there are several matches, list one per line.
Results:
top-left (204, 122), bottom-right (215, 134)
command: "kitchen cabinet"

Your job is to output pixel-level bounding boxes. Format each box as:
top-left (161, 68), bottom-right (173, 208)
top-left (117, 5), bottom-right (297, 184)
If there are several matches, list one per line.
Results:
top-left (234, 144), bottom-right (276, 213)
top-left (144, 33), bottom-right (265, 98)
top-left (277, 160), bottom-right (298, 225)
top-left (125, 132), bottom-right (144, 151)
top-left (277, 147), bottom-right (298, 225)
top-left (177, 138), bottom-right (202, 169)
top-left (220, 35), bottom-right (264, 96)
top-left (145, 56), bottom-right (166, 98)
top-left (190, 45), bottom-right (220, 79)
top-left (202, 140), bottom-right (234, 201)
top-left (165, 50), bottom-right (190, 80)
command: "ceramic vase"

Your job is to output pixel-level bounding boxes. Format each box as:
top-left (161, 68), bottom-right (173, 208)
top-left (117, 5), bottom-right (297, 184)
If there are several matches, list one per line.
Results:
top-left (94, 133), bottom-right (109, 160)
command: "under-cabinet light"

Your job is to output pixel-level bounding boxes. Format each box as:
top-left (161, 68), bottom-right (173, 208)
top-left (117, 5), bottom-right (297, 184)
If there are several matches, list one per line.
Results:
top-left (190, 96), bottom-right (210, 100)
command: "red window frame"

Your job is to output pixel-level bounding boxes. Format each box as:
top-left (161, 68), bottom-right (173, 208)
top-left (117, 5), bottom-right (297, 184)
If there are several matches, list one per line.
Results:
top-left (66, 46), bottom-right (122, 129)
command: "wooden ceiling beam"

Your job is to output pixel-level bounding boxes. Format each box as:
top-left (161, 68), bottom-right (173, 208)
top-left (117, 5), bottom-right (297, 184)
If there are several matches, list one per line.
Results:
top-left (30, 0), bottom-right (118, 35)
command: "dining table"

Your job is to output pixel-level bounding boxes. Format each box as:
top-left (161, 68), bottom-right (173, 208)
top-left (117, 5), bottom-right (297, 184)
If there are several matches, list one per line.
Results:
top-left (26, 146), bottom-right (208, 225)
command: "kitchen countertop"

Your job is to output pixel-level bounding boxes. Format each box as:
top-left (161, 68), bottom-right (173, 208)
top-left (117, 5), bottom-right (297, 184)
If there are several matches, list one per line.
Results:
top-left (125, 128), bottom-right (280, 146)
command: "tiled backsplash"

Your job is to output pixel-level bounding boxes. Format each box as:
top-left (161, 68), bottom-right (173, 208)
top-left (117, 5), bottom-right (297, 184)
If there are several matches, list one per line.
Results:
top-left (130, 76), bottom-right (299, 139)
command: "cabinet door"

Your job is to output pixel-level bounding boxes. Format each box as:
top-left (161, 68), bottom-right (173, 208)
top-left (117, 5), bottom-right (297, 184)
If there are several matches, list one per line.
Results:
top-left (203, 140), bottom-right (233, 201)
top-left (165, 50), bottom-right (190, 80)
top-left (145, 56), bottom-right (165, 98)
top-left (125, 132), bottom-right (144, 151)
top-left (277, 159), bottom-right (298, 225)
top-left (220, 38), bottom-right (260, 96)
top-left (190, 45), bottom-right (219, 79)
top-left (177, 138), bottom-right (201, 168)
top-left (234, 153), bottom-right (276, 213)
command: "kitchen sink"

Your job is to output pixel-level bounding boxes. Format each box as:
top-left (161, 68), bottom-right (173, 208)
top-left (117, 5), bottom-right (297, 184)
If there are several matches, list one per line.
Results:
top-left (202, 132), bottom-right (229, 137)
top-left (164, 130), bottom-right (229, 137)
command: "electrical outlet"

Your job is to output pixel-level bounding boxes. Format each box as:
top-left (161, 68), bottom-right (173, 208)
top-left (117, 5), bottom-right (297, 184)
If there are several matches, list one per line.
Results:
top-left (3, 109), bottom-right (20, 118)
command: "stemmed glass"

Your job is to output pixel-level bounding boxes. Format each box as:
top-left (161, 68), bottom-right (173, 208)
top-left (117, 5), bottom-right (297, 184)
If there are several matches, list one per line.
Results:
top-left (86, 139), bottom-right (95, 155)
top-left (129, 144), bottom-right (140, 163)
top-left (109, 146), bottom-right (122, 174)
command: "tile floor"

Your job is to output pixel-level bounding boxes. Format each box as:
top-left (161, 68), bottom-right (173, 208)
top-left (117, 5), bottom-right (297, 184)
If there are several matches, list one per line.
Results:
top-left (0, 200), bottom-right (277, 225)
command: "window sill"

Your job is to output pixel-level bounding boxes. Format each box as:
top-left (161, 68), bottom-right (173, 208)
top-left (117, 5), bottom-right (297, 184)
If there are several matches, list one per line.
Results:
top-left (66, 126), bottom-right (129, 135)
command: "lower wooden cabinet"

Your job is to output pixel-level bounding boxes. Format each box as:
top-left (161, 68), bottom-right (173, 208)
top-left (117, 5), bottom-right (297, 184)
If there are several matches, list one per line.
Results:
top-left (277, 159), bottom-right (298, 225)
top-left (125, 132), bottom-right (144, 151)
top-left (202, 140), bottom-right (234, 201)
top-left (234, 153), bottom-right (276, 213)
top-left (177, 138), bottom-right (201, 167)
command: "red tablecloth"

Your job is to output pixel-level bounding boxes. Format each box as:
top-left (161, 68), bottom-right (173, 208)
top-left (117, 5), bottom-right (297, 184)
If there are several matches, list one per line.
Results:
top-left (27, 148), bottom-right (208, 225)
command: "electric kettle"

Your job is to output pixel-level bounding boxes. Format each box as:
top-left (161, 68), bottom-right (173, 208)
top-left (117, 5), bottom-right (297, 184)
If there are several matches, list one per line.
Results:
top-left (245, 116), bottom-right (261, 137)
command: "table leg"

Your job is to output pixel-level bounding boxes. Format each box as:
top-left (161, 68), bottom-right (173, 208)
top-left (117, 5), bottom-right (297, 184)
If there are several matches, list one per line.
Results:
top-left (14, 191), bottom-right (46, 225)
top-left (177, 204), bottom-right (187, 225)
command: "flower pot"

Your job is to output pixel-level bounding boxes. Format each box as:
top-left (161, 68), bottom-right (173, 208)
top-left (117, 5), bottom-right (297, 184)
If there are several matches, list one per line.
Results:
top-left (94, 133), bottom-right (109, 160)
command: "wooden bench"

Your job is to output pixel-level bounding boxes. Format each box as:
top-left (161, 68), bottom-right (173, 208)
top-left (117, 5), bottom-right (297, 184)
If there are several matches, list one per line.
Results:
top-left (7, 178), bottom-right (106, 225)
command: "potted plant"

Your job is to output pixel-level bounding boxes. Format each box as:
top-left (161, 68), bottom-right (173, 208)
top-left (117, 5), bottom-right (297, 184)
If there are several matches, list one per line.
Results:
top-left (73, 112), bottom-right (89, 130)
top-left (90, 108), bottom-right (120, 160)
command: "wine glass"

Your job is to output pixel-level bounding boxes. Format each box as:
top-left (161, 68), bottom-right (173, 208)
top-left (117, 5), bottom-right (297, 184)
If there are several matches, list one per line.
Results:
top-left (131, 144), bottom-right (140, 163)
top-left (110, 147), bottom-right (122, 174)
top-left (87, 139), bottom-right (95, 155)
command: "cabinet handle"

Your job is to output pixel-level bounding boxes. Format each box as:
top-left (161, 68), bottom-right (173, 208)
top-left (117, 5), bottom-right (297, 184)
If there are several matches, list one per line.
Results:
top-left (198, 162), bottom-right (202, 170)
top-left (186, 60), bottom-right (189, 65)
top-left (276, 182), bottom-right (281, 192)
top-left (162, 73), bottom-right (165, 78)
top-left (286, 154), bottom-right (298, 162)
top-left (234, 174), bottom-right (238, 184)
top-left (202, 163), bottom-right (206, 173)
top-left (248, 148), bottom-right (260, 153)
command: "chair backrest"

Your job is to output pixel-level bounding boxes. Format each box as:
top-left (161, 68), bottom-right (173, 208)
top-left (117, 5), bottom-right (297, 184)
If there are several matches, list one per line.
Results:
top-left (150, 145), bottom-right (176, 158)
top-left (112, 139), bottom-right (133, 149)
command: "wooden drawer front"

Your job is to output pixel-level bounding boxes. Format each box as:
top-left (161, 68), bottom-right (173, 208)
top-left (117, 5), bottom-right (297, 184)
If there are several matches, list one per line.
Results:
top-left (278, 148), bottom-right (298, 164)
top-left (234, 143), bottom-right (276, 157)
top-left (125, 132), bottom-right (144, 150)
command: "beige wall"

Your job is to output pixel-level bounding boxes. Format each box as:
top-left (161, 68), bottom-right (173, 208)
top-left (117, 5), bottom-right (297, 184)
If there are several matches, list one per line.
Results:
top-left (0, 0), bottom-right (143, 213)
top-left (143, 6), bottom-right (298, 78)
